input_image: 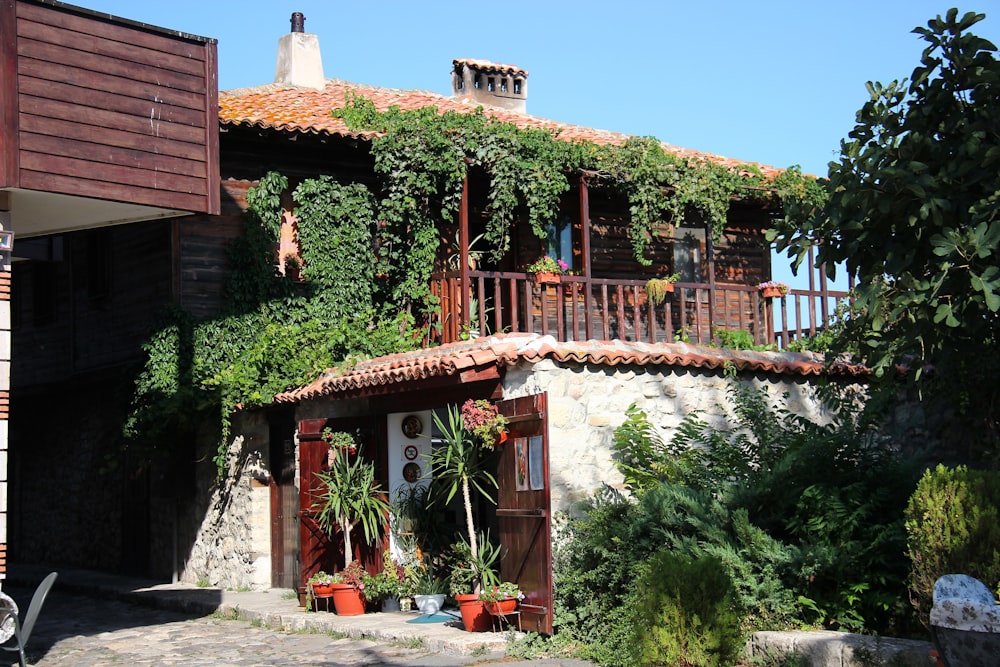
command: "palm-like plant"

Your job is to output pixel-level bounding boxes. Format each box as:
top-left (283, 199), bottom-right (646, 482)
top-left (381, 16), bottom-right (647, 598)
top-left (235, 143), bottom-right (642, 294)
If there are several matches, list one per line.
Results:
top-left (431, 404), bottom-right (498, 576)
top-left (313, 436), bottom-right (390, 569)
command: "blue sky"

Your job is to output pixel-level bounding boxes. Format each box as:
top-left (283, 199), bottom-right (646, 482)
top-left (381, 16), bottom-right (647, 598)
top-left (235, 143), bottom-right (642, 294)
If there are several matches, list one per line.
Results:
top-left (78, 1), bottom-right (998, 286)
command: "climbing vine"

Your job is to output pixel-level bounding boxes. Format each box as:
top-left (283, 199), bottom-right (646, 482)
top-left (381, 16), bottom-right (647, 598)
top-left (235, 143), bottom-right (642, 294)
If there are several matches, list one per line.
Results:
top-left (126, 94), bottom-right (826, 480)
top-left (333, 94), bottom-right (824, 266)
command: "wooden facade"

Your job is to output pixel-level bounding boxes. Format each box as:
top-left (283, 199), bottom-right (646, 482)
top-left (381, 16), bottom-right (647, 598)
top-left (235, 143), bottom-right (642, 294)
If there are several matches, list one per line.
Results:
top-left (0, 0), bottom-right (219, 214)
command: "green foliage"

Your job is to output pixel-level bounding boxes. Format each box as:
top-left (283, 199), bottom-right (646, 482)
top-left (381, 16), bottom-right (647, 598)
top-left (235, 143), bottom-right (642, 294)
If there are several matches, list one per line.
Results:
top-left (904, 464), bottom-right (1000, 627)
top-left (769, 10), bottom-right (1000, 454)
top-left (334, 94), bottom-right (821, 268)
top-left (633, 551), bottom-right (743, 667)
top-left (313, 441), bottom-right (391, 569)
top-left (430, 405), bottom-right (498, 569)
top-left (126, 171), bottom-right (420, 479)
top-left (582, 382), bottom-right (923, 647)
top-left (611, 403), bottom-right (667, 494)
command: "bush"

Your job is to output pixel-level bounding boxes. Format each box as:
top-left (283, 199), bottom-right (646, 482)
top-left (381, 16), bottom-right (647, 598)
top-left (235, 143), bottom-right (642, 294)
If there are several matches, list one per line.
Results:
top-left (613, 381), bottom-right (923, 635)
top-left (905, 464), bottom-right (1000, 627)
top-left (634, 551), bottom-right (743, 667)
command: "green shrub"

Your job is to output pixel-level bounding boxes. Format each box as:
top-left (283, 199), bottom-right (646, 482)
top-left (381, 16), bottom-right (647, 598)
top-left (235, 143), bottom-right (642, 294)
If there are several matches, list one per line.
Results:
top-left (905, 464), bottom-right (1000, 626)
top-left (633, 551), bottom-right (743, 667)
top-left (609, 381), bottom-right (923, 635)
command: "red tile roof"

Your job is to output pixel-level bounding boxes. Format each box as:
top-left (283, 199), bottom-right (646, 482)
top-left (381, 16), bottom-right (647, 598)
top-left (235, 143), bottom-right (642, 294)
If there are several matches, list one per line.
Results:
top-left (218, 77), bottom-right (780, 176)
top-left (274, 333), bottom-right (866, 404)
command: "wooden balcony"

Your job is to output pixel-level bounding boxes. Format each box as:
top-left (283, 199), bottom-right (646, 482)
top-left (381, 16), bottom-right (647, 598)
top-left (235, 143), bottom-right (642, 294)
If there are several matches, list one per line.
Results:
top-left (429, 271), bottom-right (849, 350)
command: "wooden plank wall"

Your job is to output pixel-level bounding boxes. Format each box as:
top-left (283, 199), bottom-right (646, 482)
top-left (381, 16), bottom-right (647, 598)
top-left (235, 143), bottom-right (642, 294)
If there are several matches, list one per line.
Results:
top-left (10, 219), bottom-right (173, 385)
top-left (11, 0), bottom-right (219, 213)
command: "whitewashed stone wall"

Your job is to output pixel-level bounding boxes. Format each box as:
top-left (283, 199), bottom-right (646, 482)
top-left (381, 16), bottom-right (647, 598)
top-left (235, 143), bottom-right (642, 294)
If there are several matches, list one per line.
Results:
top-left (180, 411), bottom-right (273, 590)
top-left (192, 358), bottom-right (853, 587)
top-left (503, 358), bottom-right (843, 513)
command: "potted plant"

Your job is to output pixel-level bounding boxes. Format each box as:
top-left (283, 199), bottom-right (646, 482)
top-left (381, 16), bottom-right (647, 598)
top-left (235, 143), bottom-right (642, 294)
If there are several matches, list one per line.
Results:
top-left (306, 570), bottom-right (335, 612)
top-left (460, 399), bottom-right (508, 449)
top-left (479, 581), bottom-right (525, 616)
top-left (526, 255), bottom-right (568, 284)
top-left (757, 280), bottom-right (790, 299)
top-left (450, 532), bottom-right (502, 632)
top-left (411, 568), bottom-right (447, 614)
top-left (430, 404), bottom-right (499, 591)
top-left (364, 550), bottom-right (409, 612)
top-left (646, 272), bottom-right (681, 305)
top-left (328, 560), bottom-right (368, 616)
top-left (313, 434), bottom-right (390, 615)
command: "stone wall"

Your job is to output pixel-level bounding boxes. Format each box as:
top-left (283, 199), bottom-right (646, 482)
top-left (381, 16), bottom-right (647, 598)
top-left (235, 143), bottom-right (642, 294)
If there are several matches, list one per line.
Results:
top-left (503, 357), bottom-right (845, 512)
top-left (178, 411), bottom-right (272, 590)
top-left (186, 357), bottom-right (857, 587)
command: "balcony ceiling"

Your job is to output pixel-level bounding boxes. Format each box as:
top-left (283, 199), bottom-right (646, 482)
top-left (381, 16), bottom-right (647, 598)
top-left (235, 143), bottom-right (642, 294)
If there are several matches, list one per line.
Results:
top-left (2, 187), bottom-right (189, 241)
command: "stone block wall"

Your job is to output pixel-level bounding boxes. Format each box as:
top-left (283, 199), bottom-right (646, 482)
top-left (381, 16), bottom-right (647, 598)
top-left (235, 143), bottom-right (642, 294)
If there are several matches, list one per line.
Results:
top-left (503, 358), bottom-right (843, 513)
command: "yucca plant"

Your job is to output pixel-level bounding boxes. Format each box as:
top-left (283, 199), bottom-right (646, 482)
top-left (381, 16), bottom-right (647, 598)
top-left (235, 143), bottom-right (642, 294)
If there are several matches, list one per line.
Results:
top-left (313, 435), bottom-right (390, 569)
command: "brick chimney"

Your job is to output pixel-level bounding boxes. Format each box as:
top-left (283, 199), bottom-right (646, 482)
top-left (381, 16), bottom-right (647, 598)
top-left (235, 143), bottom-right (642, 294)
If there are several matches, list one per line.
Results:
top-left (274, 12), bottom-right (325, 90)
top-left (451, 59), bottom-right (528, 113)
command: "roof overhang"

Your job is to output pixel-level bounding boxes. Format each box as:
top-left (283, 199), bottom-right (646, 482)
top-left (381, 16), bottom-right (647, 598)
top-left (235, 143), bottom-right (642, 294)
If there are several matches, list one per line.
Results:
top-left (2, 188), bottom-right (190, 243)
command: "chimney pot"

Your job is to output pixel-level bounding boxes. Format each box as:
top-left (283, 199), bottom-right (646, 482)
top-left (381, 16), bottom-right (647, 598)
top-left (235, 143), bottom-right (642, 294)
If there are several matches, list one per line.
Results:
top-left (290, 12), bottom-right (305, 33)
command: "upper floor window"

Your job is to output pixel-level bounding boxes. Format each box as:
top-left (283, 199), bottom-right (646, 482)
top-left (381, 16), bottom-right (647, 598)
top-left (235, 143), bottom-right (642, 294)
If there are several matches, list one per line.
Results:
top-left (545, 213), bottom-right (574, 270)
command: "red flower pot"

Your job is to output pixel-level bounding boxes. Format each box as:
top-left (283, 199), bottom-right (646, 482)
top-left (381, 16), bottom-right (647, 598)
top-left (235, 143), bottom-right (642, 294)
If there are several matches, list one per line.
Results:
top-left (761, 287), bottom-right (785, 299)
top-left (311, 583), bottom-right (335, 598)
top-left (455, 594), bottom-right (491, 632)
top-left (485, 599), bottom-right (518, 615)
top-left (331, 583), bottom-right (366, 616)
top-left (532, 272), bottom-right (561, 285)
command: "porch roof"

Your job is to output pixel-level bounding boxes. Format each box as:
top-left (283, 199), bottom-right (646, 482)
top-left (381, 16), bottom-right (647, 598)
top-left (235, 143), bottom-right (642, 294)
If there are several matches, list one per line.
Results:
top-left (273, 333), bottom-right (866, 404)
top-left (217, 79), bottom-right (781, 177)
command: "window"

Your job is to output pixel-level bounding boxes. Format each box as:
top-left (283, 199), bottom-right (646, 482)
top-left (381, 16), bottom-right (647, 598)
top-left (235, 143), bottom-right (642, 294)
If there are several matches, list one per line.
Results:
top-left (545, 213), bottom-right (574, 270)
top-left (673, 226), bottom-right (706, 283)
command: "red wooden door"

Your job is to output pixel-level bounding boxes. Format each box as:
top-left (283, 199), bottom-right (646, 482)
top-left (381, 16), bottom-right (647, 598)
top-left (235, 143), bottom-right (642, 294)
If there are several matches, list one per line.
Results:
top-left (496, 393), bottom-right (553, 634)
top-left (297, 416), bottom-right (384, 596)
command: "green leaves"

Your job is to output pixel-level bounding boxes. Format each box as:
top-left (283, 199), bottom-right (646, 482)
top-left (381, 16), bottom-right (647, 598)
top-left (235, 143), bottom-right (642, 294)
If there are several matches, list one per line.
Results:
top-left (770, 10), bottom-right (1000, 454)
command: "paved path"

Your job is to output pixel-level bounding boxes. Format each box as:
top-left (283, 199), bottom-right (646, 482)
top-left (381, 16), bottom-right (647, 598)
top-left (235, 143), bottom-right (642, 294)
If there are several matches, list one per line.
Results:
top-left (2, 572), bottom-right (594, 667)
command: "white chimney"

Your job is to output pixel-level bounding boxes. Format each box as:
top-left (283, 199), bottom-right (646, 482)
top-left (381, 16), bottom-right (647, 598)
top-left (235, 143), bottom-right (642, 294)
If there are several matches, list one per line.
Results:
top-left (274, 12), bottom-right (325, 90)
top-left (451, 59), bottom-right (528, 113)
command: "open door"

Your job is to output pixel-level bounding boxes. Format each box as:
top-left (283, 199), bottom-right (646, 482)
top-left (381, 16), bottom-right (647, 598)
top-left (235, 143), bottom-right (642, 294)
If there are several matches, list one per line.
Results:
top-left (297, 416), bottom-right (385, 600)
top-left (496, 393), bottom-right (553, 634)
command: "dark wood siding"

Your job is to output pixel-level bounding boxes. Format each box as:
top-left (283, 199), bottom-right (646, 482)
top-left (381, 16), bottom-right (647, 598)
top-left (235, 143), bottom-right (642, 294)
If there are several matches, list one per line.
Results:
top-left (176, 180), bottom-right (248, 319)
top-left (1, 0), bottom-right (19, 188)
top-left (11, 220), bottom-right (173, 386)
top-left (5, 0), bottom-right (219, 213)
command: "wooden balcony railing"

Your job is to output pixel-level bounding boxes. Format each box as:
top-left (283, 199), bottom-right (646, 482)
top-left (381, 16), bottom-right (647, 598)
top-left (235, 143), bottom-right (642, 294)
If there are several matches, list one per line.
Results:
top-left (429, 271), bottom-right (849, 350)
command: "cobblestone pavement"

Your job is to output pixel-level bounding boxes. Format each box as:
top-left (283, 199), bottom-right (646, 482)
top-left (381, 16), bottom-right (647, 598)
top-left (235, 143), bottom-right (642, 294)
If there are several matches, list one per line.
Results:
top-left (5, 584), bottom-right (591, 667)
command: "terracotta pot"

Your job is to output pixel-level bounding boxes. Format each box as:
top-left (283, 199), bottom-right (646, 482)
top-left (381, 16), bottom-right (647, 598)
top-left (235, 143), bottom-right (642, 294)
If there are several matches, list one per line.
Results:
top-left (485, 599), bottom-right (518, 615)
top-left (331, 583), bottom-right (366, 616)
top-left (311, 582), bottom-right (335, 598)
top-left (455, 593), bottom-right (491, 632)
top-left (761, 287), bottom-right (785, 299)
top-left (531, 271), bottom-right (561, 285)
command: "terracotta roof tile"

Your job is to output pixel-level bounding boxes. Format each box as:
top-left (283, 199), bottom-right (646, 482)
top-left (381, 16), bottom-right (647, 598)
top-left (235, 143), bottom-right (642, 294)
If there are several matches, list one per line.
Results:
top-left (453, 58), bottom-right (528, 77)
top-left (273, 333), bottom-right (866, 404)
top-left (218, 78), bottom-right (780, 176)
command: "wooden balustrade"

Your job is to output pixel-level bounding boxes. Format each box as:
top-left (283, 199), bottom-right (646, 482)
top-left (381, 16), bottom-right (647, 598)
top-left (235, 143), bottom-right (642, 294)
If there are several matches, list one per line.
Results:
top-left (428, 271), bottom-right (849, 350)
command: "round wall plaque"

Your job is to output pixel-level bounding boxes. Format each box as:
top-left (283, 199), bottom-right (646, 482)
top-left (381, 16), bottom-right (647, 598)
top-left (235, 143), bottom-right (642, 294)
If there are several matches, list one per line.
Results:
top-left (404, 445), bottom-right (419, 461)
top-left (401, 415), bottom-right (422, 439)
top-left (403, 462), bottom-right (422, 483)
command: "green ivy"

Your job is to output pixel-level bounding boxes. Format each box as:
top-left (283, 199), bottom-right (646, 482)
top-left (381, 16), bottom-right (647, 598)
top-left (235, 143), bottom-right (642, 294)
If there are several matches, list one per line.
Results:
top-left (126, 94), bottom-right (826, 480)
top-left (333, 95), bottom-right (823, 266)
top-left (126, 172), bottom-right (419, 478)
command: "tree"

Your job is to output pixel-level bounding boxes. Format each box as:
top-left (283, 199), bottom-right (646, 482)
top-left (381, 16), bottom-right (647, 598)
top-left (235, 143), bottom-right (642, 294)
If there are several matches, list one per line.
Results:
top-left (771, 9), bottom-right (1000, 456)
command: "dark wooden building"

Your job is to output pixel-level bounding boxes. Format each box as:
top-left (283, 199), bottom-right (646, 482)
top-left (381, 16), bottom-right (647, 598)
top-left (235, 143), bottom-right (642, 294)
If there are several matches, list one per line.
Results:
top-left (1, 0), bottom-right (218, 578)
